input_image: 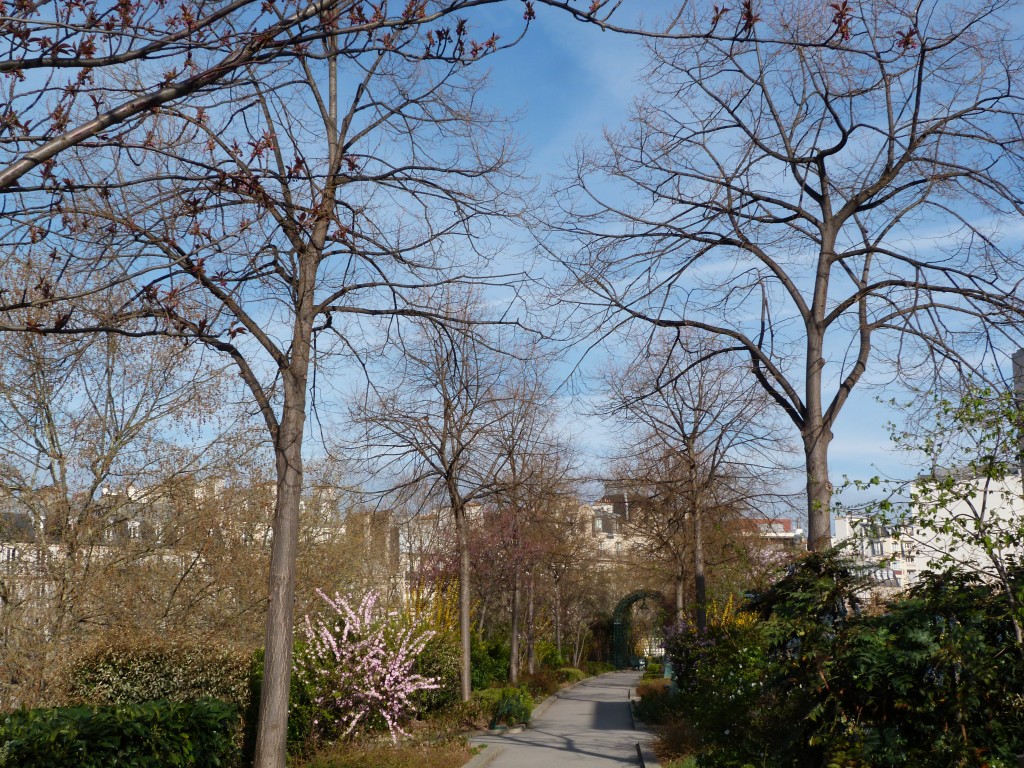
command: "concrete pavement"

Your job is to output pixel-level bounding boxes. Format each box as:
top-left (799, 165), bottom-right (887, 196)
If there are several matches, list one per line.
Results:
top-left (468, 671), bottom-right (658, 767)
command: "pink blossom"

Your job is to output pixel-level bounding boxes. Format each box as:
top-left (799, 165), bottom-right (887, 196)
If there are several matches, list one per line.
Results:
top-left (295, 589), bottom-right (439, 742)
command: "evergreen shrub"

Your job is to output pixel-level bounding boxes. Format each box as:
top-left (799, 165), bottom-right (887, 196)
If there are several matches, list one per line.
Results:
top-left (66, 638), bottom-right (251, 711)
top-left (412, 630), bottom-right (461, 713)
top-left (0, 698), bottom-right (238, 768)
top-left (470, 636), bottom-right (509, 690)
top-left (488, 687), bottom-right (533, 727)
top-left (665, 551), bottom-right (1024, 768)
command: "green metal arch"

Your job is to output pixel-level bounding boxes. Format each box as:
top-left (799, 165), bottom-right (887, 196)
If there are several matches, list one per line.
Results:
top-left (612, 589), bottom-right (668, 669)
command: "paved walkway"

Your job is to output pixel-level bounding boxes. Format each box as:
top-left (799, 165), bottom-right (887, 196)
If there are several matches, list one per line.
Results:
top-left (470, 671), bottom-right (654, 767)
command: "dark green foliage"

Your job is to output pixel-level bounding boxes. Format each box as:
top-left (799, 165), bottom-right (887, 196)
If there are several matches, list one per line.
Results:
top-left (823, 569), bottom-right (1024, 767)
top-left (412, 631), bottom-right (461, 713)
top-left (581, 660), bottom-right (615, 675)
top-left (0, 698), bottom-right (239, 768)
top-left (470, 635), bottom-right (510, 690)
top-left (665, 550), bottom-right (1024, 768)
top-left (487, 687), bottom-right (533, 727)
top-left (664, 614), bottom-right (768, 765)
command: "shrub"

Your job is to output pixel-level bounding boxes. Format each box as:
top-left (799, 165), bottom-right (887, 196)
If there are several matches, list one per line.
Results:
top-left (460, 690), bottom-right (503, 730)
top-left (556, 667), bottom-right (587, 684)
top-left (633, 679), bottom-right (677, 725)
top-left (470, 636), bottom-right (509, 690)
top-left (294, 590), bottom-right (438, 743)
top-left (642, 663), bottom-right (663, 679)
top-left (582, 661), bottom-right (615, 675)
top-left (0, 698), bottom-right (238, 768)
top-left (411, 630), bottom-right (461, 714)
top-left (65, 638), bottom-right (252, 711)
top-left (664, 551), bottom-right (1024, 768)
top-left (488, 687), bottom-right (533, 727)
top-left (520, 669), bottom-right (559, 699)
top-left (535, 641), bottom-right (565, 670)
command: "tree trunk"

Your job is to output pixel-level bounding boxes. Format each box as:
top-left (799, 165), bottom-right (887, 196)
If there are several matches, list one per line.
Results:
top-left (455, 506), bottom-right (472, 701)
top-left (553, 573), bottom-right (562, 658)
top-left (526, 573), bottom-right (536, 675)
top-left (693, 509), bottom-right (707, 630)
top-left (509, 571), bottom-right (521, 684)
top-left (253, 373), bottom-right (307, 768)
top-left (675, 576), bottom-right (684, 623)
top-left (804, 426), bottom-right (833, 552)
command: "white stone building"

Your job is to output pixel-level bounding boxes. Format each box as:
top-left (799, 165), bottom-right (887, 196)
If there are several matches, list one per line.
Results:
top-left (834, 474), bottom-right (1024, 591)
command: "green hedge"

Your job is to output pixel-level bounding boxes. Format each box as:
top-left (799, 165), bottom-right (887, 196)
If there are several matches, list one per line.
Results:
top-left (0, 698), bottom-right (239, 768)
top-left (582, 661), bottom-right (615, 675)
top-left (556, 667), bottom-right (588, 684)
top-left (67, 640), bottom-right (252, 712)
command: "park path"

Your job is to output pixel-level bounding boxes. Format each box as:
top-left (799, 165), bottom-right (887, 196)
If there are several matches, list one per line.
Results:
top-left (469, 671), bottom-right (656, 768)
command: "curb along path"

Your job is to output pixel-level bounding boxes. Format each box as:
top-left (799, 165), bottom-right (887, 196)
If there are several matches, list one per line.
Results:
top-left (467, 671), bottom-right (660, 768)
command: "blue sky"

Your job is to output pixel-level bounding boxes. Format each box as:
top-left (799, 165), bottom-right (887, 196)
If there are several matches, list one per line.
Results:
top-left (462, 5), bottom-right (928, 502)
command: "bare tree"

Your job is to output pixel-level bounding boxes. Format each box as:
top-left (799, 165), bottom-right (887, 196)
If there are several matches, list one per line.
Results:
top-left (604, 333), bottom-right (792, 626)
top-left (487, 357), bottom-right (576, 681)
top-left (555, 0), bottom-right (1024, 551)
top-left (348, 300), bottom-right (513, 701)
top-left (0, 326), bottom-right (266, 706)
top-left (1, 16), bottom-right (531, 762)
top-left (0, 0), bottom-right (651, 193)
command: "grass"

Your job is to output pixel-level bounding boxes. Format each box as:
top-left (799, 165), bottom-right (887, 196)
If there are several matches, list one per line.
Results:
top-left (296, 738), bottom-right (473, 768)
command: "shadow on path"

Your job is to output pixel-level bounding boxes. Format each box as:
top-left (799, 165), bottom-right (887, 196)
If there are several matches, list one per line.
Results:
top-left (470, 671), bottom-right (648, 767)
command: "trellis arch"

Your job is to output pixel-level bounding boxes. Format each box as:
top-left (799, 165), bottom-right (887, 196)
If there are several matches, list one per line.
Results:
top-left (612, 589), bottom-right (669, 669)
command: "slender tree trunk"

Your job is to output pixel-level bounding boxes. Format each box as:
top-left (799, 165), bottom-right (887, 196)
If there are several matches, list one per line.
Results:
top-left (455, 506), bottom-right (472, 701)
top-left (253, 261), bottom-right (314, 768)
top-left (553, 573), bottom-right (562, 658)
top-left (478, 598), bottom-right (489, 636)
top-left (693, 510), bottom-right (706, 631)
top-left (526, 573), bottom-right (536, 675)
top-left (675, 576), bottom-right (684, 623)
top-left (253, 371), bottom-right (308, 768)
top-left (509, 571), bottom-right (521, 684)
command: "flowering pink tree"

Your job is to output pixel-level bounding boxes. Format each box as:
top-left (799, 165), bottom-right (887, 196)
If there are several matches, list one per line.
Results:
top-left (296, 590), bottom-right (438, 741)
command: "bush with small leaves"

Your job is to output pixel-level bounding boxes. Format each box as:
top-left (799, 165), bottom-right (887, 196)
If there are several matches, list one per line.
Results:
top-left (65, 637), bottom-right (252, 712)
top-left (0, 698), bottom-right (238, 768)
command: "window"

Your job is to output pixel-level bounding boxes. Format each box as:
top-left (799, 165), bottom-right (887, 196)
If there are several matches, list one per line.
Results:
top-left (869, 540), bottom-right (884, 556)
